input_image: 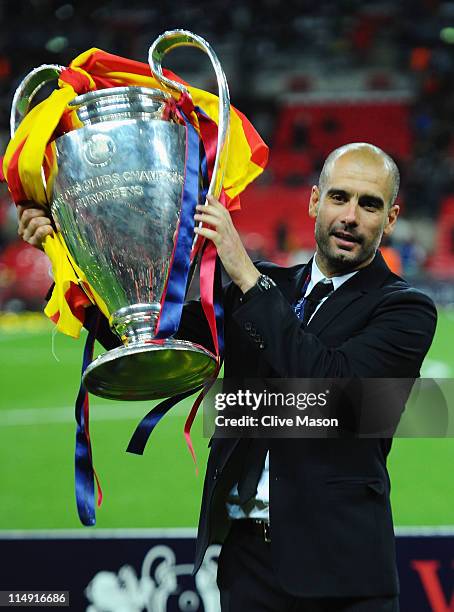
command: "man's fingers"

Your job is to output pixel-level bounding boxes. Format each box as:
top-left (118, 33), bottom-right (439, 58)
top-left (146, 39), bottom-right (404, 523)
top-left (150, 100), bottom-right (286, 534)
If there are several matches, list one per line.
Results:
top-left (15, 202), bottom-right (56, 250)
top-left (17, 203), bottom-right (47, 221)
top-left (195, 201), bottom-right (229, 227)
top-left (21, 215), bottom-right (53, 240)
top-left (20, 215), bottom-right (53, 236)
top-left (18, 207), bottom-right (50, 231)
top-left (198, 198), bottom-right (226, 214)
top-left (21, 218), bottom-right (54, 251)
top-left (29, 225), bottom-right (53, 250)
top-left (194, 211), bottom-right (220, 227)
top-left (20, 207), bottom-right (49, 222)
top-left (17, 202), bottom-right (40, 215)
top-left (21, 224), bottom-right (53, 250)
top-left (194, 197), bottom-right (236, 248)
top-left (194, 226), bottom-right (218, 242)
top-left (206, 194), bottom-right (224, 209)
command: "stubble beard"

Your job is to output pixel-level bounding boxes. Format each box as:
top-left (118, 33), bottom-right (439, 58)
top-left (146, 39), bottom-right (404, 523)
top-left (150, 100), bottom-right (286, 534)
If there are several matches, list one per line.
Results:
top-left (315, 223), bottom-right (378, 275)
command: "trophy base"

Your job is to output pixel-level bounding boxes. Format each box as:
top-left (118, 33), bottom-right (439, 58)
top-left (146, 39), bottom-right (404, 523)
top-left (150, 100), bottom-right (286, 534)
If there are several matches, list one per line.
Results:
top-left (82, 339), bottom-right (217, 400)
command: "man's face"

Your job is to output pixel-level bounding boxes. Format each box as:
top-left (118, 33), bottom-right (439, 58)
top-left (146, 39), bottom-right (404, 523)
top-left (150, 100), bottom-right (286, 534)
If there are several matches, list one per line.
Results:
top-left (309, 153), bottom-right (399, 275)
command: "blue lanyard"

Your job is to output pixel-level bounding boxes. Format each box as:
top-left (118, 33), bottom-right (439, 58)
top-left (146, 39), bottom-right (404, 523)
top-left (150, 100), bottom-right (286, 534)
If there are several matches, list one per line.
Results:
top-left (294, 273), bottom-right (311, 320)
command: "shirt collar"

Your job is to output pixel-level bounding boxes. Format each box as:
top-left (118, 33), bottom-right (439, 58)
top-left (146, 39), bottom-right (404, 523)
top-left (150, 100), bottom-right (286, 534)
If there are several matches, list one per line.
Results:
top-left (305, 254), bottom-right (358, 296)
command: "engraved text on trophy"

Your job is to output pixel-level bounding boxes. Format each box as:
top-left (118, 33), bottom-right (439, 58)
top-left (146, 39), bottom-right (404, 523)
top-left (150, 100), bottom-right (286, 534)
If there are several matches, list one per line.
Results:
top-left (51, 119), bottom-right (187, 315)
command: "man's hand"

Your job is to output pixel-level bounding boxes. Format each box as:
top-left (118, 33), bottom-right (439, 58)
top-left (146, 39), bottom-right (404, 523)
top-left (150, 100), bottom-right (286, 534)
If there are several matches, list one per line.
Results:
top-left (194, 195), bottom-right (260, 293)
top-left (17, 203), bottom-right (55, 250)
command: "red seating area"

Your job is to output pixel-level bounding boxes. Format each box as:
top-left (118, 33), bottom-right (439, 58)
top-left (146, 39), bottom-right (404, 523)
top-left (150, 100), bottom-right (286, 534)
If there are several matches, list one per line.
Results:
top-left (234, 185), bottom-right (316, 253)
top-left (427, 196), bottom-right (454, 278)
top-left (0, 241), bottom-right (51, 308)
top-left (273, 101), bottom-right (412, 160)
top-left (267, 150), bottom-right (314, 182)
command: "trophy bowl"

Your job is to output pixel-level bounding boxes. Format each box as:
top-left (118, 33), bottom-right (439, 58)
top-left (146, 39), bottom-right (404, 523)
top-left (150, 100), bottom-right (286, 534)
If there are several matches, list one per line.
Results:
top-left (82, 339), bottom-right (217, 401)
top-left (51, 86), bottom-right (217, 400)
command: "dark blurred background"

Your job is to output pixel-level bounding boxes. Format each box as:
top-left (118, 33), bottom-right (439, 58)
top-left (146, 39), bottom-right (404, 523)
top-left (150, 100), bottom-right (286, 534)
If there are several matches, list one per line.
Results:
top-left (1, 0), bottom-right (454, 310)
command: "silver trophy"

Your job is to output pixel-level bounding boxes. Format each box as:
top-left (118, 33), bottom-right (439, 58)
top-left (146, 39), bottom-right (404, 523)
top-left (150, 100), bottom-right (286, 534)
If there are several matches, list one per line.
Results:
top-left (11, 30), bottom-right (230, 400)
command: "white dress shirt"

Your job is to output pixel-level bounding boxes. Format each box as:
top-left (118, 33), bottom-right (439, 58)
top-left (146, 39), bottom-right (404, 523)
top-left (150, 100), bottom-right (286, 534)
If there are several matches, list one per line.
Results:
top-left (227, 255), bottom-right (358, 520)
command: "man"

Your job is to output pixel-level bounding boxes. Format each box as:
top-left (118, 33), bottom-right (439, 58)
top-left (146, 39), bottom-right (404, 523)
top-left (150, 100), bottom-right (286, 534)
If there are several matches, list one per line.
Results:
top-left (18, 143), bottom-right (437, 612)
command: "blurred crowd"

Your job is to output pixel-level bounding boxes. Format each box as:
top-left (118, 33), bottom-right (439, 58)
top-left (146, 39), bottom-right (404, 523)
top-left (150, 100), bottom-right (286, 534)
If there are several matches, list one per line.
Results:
top-left (1, 0), bottom-right (454, 310)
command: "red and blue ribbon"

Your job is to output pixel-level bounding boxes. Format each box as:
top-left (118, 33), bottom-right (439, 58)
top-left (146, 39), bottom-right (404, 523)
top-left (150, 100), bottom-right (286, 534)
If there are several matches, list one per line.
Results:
top-left (154, 108), bottom-right (201, 339)
top-left (74, 308), bottom-right (102, 526)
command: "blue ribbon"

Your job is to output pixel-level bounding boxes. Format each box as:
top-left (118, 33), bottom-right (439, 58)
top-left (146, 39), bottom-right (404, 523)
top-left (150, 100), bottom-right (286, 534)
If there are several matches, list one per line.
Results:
top-left (155, 111), bottom-right (201, 339)
top-left (126, 386), bottom-right (202, 455)
top-left (74, 308), bottom-right (99, 526)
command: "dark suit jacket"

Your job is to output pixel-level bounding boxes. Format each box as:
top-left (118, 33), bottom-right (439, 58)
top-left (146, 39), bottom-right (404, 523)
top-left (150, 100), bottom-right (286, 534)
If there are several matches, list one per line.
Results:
top-left (176, 251), bottom-right (437, 598)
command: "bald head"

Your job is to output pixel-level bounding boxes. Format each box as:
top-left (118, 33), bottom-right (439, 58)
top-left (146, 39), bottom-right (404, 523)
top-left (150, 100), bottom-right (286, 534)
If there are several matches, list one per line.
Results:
top-left (319, 143), bottom-right (400, 207)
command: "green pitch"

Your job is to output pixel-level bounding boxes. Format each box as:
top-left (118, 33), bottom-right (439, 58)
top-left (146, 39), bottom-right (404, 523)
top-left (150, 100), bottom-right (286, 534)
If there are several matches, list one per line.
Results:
top-left (0, 310), bottom-right (453, 530)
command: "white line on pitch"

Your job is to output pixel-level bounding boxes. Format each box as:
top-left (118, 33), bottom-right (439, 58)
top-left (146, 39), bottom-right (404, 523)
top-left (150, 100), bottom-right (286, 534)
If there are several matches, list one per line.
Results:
top-left (0, 402), bottom-right (188, 427)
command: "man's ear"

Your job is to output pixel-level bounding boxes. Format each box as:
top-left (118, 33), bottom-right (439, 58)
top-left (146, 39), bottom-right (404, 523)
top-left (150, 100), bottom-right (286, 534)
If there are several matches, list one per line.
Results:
top-left (383, 204), bottom-right (400, 236)
top-left (309, 185), bottom-right (320, 219)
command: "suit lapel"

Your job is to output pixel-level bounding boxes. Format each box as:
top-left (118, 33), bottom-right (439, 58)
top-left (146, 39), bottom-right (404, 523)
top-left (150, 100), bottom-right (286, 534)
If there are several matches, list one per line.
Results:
top-left (306, 251), bottom-right (392, 336)
top-left (306, 278), bottom-right (364, 335)
top-left (278, 259), bottom-right (312, 304)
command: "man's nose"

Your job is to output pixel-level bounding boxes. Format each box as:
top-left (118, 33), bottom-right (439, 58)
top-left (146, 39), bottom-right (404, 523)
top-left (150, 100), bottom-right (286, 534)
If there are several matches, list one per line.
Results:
top-left (341, 200), bottom-right (359, 225)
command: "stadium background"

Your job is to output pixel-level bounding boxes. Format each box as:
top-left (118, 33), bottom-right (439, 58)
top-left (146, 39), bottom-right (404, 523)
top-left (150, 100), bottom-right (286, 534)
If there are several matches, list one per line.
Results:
top-left (0, 1), bottom-right (453, 610)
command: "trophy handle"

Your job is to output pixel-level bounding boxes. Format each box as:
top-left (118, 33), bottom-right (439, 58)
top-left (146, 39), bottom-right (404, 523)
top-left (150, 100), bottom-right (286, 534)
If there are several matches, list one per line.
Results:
top-left (10, 64), bottom-right (64, 137)
top-left (149, 30), bottom-right (231, 250)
